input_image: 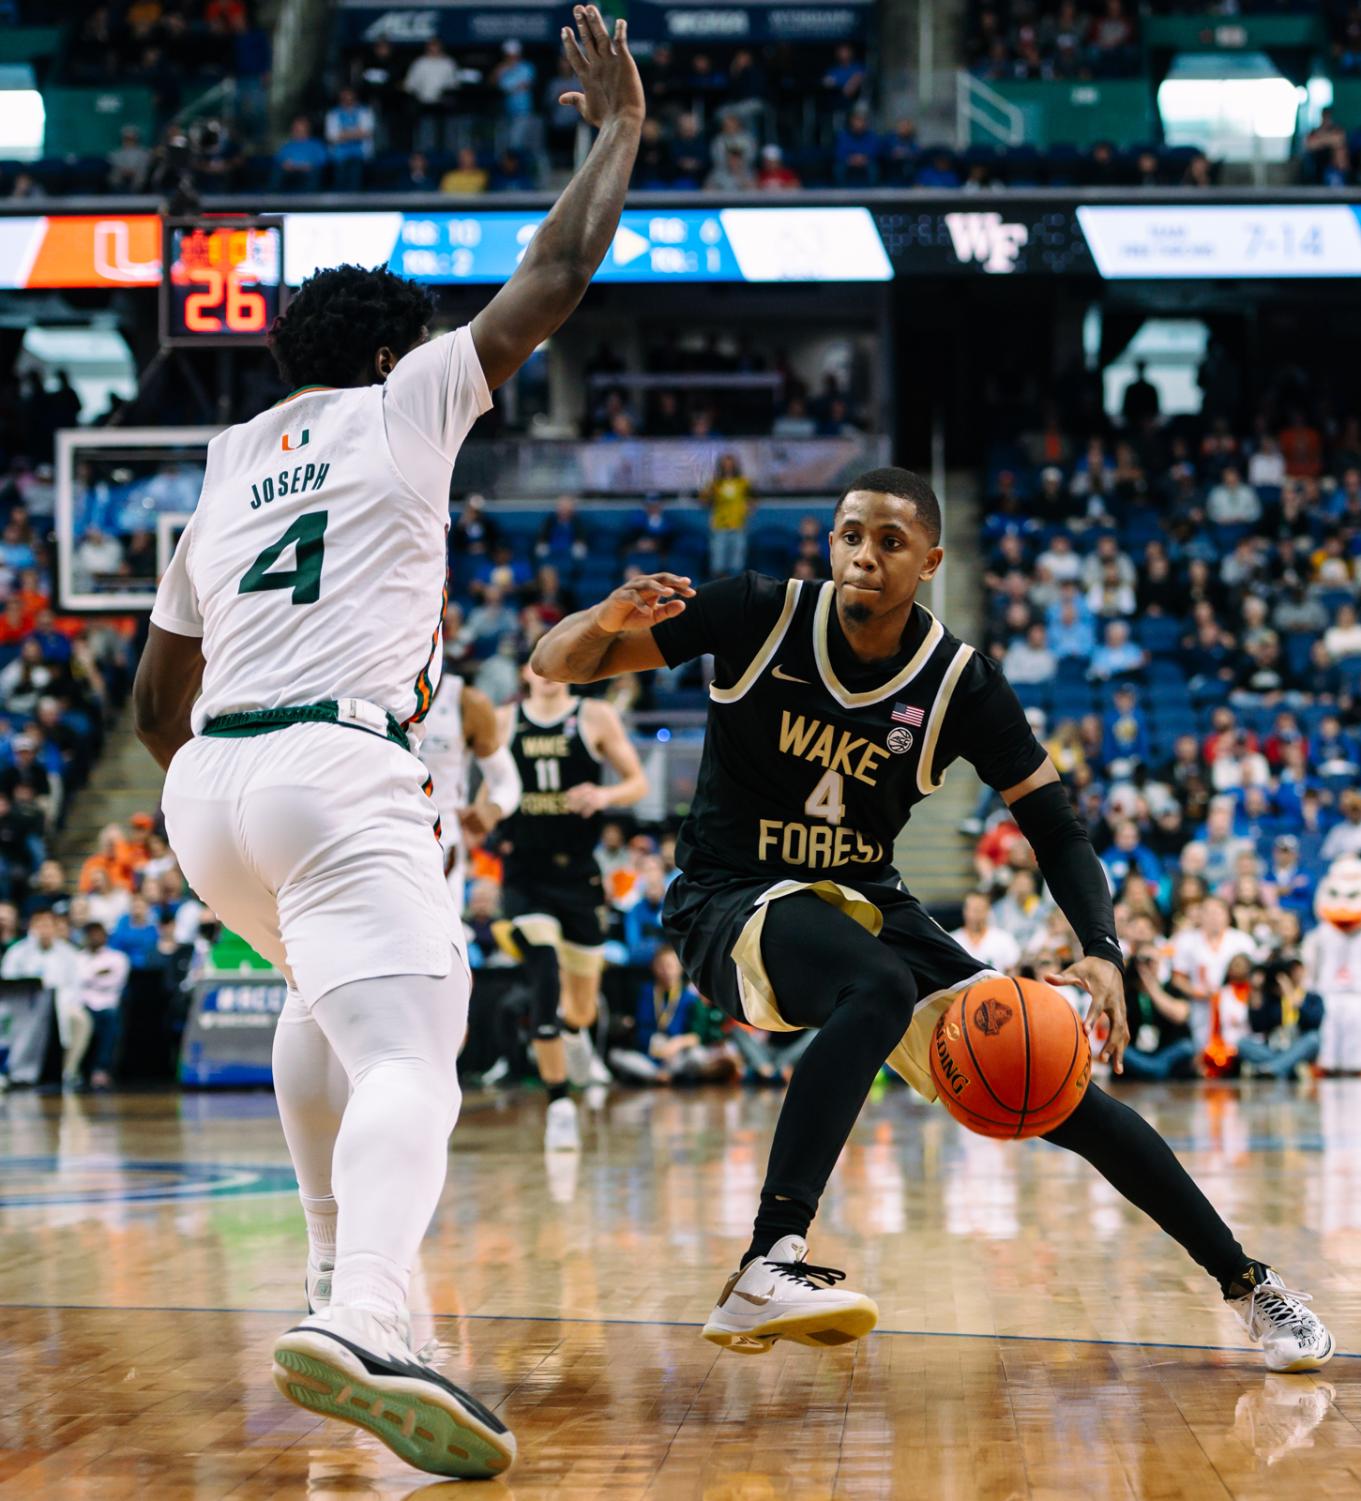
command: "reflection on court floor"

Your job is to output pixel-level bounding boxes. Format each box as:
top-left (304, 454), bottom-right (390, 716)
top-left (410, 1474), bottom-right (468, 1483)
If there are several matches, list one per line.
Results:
top-left (2, 1080), bottom-right (1360, 1498)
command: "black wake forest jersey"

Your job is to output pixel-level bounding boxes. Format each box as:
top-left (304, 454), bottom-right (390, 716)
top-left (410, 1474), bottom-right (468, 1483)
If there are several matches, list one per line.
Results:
top-left (503, 700), bottom-right (602, 868)
top-left (652, 572), bottom-right (1046, 886)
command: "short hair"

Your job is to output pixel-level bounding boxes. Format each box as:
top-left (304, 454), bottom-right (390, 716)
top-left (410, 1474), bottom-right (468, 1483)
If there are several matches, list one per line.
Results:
top-left (269, 264), bottom-right (434, 390)
top-left (834, 467), bottom-right (942, 545)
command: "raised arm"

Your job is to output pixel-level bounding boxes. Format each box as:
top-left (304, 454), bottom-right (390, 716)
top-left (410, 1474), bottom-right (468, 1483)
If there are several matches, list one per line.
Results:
top-left (470, 6), bottom-right (644, 390)
top-left (531, 571), bottom-right (694, 683)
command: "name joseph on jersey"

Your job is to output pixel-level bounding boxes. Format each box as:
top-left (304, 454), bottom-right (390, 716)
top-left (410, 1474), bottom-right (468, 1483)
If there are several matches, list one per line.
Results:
top-left (249, 461), bottom-right (332, 510)
top-left (755, 709), bottom-right (893, 871)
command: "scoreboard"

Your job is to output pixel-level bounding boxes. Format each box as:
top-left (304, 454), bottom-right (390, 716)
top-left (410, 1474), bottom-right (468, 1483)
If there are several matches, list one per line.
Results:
top-left (159, 217), bottom-right (285, 346)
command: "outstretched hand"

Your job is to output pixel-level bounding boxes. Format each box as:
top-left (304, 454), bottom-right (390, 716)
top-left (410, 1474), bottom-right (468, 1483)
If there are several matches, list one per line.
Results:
top-left (1044, 955), bottom-right (1128, 1074)
top-left (594, 572), bottom-right (695, 634)
top-left (560, 5), bottom-right (645, 128)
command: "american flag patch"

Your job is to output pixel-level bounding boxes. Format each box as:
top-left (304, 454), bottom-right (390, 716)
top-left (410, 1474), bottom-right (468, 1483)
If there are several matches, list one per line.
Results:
top-left (892, 703), bottom-right (924, 726)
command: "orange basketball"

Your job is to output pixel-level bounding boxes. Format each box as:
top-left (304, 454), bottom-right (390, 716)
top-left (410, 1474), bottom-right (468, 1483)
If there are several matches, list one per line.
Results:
top-left (929, 977), bottom-right (1091, 1139)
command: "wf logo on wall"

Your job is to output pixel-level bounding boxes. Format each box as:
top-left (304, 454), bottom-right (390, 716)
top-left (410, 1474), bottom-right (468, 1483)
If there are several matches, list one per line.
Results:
top-left (944, 212), bottom-right (1031, 274)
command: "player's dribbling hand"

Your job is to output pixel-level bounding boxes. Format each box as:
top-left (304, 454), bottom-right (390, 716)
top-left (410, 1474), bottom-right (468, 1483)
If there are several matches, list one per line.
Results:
top-left (594, 572), bottom-right (695, 634)
top-left (1044, 956), bottom-right (1128, 1073)
top-left (560, 5), bottom-right (646, 129)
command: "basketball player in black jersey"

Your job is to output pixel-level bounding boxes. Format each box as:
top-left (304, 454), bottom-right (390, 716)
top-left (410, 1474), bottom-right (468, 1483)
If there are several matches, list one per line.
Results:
top-left (530, 467), bottom-right (1333, 1371)
top-left (494, 663), bottom-right (647, 1150)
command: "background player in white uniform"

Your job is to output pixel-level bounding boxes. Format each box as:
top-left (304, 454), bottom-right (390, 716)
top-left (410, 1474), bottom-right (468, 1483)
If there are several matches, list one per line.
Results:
top-left (132, 8), bottom-right (644, 1478)
top-left (419, 670), bottom-right (521, 911)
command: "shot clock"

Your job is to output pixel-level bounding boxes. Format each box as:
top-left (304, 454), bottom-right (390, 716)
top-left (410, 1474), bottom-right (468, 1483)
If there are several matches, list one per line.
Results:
top-left (159, 216), bottom-right (286, 346)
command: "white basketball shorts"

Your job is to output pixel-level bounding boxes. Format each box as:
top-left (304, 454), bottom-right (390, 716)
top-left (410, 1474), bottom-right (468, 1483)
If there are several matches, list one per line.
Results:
top-left (163, 723), bottom-right (465, 1003)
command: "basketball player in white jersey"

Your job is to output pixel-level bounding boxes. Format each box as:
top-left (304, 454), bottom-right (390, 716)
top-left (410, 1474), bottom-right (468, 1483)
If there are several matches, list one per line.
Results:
top-left (132, 8), bottom-right (644, 1477)
top-left (419, 669), bottom-right (521, 911)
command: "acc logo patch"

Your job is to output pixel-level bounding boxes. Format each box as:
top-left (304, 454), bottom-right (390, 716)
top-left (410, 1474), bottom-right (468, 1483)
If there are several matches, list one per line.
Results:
top-left (887, 726), bottom-right (914, 755)
top-left (973, 998), bottom-right (1013, 1036)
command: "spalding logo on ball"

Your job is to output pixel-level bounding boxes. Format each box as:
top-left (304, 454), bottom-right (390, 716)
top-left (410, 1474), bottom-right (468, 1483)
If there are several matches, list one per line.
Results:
top-left (1315, 856), bottom-right (1361, 934)
top-left (929, 976), bottom-right (1091, 1139)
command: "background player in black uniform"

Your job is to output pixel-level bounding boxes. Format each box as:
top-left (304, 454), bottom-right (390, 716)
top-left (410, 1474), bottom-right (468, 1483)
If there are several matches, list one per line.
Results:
top-left (529, 466), bottom-right (1333, 1372)
top-left (494, 663), bottom-right (647, 1151)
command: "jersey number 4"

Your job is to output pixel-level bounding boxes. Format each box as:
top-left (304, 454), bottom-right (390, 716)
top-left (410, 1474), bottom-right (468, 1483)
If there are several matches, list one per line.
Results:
top-left (239, 511), bottom-right (329, 605)
top-left (804, 768), bottom-right (845, 825)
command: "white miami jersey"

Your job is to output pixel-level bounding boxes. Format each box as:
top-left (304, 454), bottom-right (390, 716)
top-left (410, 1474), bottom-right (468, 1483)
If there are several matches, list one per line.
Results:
top-left (1304, 923), bottom-right (1361, 996)
top-left (419, 672), bottom-right (468, 846)
top-left (150, 327), bottom-right (492, 741)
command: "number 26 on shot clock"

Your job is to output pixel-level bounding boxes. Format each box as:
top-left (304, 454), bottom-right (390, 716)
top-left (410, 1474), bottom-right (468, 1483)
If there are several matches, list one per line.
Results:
top-left (160, 216), bottom-right (287, 348)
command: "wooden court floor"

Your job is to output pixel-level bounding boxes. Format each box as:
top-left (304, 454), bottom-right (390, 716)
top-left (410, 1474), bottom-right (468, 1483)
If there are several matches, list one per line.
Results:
top-left (5, 1079), bottom-right (1361, 1499)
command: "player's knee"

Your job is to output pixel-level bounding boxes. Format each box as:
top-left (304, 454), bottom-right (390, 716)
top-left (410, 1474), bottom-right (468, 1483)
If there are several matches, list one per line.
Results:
top-left (534, 1019), bottom-right (562, 1041)
top-left (838, 954), bottom-right (917, 1044)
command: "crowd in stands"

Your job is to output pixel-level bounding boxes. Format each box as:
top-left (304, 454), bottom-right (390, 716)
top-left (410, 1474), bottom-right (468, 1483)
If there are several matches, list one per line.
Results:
top-left (580, 339), bottom-right (866, 442)
top-left (1301, 107), bottom-right (1361, 187)
top-left (2, 8), bottom-right (1223, 202)
top-left (0, 812), bottom-right (210, 1089)
top-left (967, 0), bottom-right (1141, 81)
top-left (971, 362), bottom-right (1361, 1082)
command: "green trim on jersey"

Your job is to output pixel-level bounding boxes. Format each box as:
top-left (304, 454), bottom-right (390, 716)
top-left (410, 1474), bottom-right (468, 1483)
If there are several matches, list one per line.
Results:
top-left (274, 385), bottom-right (336, 406)
top-left (203, 701), bottom-right (409, 751)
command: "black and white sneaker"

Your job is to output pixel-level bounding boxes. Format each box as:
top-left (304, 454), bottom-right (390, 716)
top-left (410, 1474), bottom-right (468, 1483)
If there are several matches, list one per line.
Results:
top-left (272, 1308), bottom-right (516, 1478)
top-left (1226, 1264), bottom-right (1335, 1373)
top-left (701, 1234), bottom-right (878, 1354)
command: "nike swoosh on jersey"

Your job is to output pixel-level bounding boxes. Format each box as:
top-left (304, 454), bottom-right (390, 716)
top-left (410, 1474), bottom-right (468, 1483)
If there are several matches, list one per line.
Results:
top-left (771, 665), bottom-right (810, 684)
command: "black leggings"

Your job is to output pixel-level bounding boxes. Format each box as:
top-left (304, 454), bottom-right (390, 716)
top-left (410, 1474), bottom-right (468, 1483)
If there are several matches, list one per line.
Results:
top-left (514, 930), bottom-right (562, 1040)
top-left (751, 894), bottom-right (1247, 1285)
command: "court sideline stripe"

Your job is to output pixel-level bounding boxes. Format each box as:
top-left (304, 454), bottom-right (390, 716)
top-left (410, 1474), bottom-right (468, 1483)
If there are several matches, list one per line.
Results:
top-left (0, 1301), bottom-right (1353, 1361)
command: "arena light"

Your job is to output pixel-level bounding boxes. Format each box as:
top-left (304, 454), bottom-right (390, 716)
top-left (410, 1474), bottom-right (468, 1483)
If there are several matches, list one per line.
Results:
top-left (0, 88), bottom-right (45, 160)
top-left (1158, 53), bottom-right (1300, 160)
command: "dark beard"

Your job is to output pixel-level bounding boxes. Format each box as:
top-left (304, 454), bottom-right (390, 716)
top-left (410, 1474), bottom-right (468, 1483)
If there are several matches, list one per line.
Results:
top-left (842, 601), bottom-right (873, 625)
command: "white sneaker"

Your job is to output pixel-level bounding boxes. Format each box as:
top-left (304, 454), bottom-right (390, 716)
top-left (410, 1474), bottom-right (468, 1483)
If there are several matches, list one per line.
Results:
top-left (478, 1057), bottom-right (510, 1088)
top-left (305, 1256), bottom-right (333, 1314)
top-left (702, 1235), bottom-right (879, 1354)
top-left (545, 1096), bottom-right (581, 1152)
top-left (562, 1029), bottom-right (603, 1088)
top-left (1227, 1266), bottom-right (1335, 1372)
top-left (272, 1307), bottom-right (516, 1478)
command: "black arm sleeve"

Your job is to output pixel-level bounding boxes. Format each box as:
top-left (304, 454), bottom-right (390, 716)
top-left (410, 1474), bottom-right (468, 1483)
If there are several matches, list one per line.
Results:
top-left (650, 570), bottom-right (787, 685)
top-left (1009, 782), bottom-right (1124, 972)
top-left (934, 653), bottom-right (1047, 792)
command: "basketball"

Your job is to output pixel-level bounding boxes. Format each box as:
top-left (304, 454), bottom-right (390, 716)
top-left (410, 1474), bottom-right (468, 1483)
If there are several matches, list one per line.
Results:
top-left (930, 978), bottom-right (1091, 1140)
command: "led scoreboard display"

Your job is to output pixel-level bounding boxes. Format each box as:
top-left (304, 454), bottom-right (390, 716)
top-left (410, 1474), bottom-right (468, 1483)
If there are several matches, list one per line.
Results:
top-left (159, 216), bottom-right (285, 346)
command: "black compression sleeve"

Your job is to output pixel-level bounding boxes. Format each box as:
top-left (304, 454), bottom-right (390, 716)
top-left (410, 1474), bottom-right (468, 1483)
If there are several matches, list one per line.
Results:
top-left (1009, 782), bottom-right (1124, 971)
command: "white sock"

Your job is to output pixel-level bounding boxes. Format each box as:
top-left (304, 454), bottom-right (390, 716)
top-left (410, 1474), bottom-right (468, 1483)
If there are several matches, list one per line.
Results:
top-left (311, 968), bottom-right (466, 1326)
top-left (272, 986), bottom-right (349, 1266)
top-left (300, 1193), bottom-right (337, 1263)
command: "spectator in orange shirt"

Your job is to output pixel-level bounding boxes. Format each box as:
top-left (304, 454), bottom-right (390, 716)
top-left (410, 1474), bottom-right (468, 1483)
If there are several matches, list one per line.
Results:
top-left (973, 816), bottom-right (1024, 885)
top-left (1279, 410), bottom-right (1322, 477)
top-left (468, 842), bottom-right (503, 887)
top-left (13, 569), bottom-right (49, 624)
top-left (79, 823), bottom-right (139, 893)
top-left (125, 812), bottom-right (155, 877)
top-left (0, 598), bottom-right (30, 647)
